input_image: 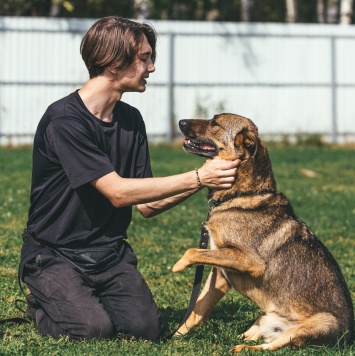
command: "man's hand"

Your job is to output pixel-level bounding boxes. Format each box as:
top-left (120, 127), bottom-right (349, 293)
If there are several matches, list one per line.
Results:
top-left (198, 158), bottom-right (240, 189)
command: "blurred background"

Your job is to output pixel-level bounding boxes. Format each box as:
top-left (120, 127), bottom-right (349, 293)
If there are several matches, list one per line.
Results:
top-left (0, 0), bottom-right (354, 145)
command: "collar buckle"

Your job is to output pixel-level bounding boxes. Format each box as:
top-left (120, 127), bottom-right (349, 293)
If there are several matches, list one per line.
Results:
top-left (207, 199), bottom-right (219, 210)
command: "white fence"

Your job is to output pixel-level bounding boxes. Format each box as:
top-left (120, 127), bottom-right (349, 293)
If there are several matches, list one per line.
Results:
top-left (1, 17), bottom-right (355, 145)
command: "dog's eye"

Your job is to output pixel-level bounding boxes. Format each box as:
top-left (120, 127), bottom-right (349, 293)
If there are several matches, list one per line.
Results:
top-left (210, 120), bottom-right (219, 127)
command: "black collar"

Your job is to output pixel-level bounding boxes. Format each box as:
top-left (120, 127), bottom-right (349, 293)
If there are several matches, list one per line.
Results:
top-left (207, 190), bottom-right (275, 210)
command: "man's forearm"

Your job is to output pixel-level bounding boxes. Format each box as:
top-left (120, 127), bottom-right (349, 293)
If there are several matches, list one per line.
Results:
top-left (137, 189), bottom-right (198, 218)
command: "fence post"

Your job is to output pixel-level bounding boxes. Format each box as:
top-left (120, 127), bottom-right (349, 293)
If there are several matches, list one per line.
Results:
top-left (330, 36), bottom-right (338, 144)
top-left (167, 32), bottom-right (175, 140)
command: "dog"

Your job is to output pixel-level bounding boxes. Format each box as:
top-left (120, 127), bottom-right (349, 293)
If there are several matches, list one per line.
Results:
top-left (172, 114), bottom-right (354, 352)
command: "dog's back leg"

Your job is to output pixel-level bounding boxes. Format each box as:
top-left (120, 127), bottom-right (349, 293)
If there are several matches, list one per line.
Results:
top-left (175, 267), bottom-right (231, 336)
top-left (231, 312), bottom-right (340, 353)
top-left (241, 312), bottom-right (292, 342)
top-left (239, 315), bottom-right (264, 341)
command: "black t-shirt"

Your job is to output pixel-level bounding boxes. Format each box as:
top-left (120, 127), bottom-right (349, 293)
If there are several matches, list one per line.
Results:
top-left (19, 91), bottom-right (152, 277)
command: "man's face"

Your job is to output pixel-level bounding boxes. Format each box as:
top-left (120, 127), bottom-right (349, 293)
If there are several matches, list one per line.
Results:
top-left (117, 35), bottom-right (155, 93)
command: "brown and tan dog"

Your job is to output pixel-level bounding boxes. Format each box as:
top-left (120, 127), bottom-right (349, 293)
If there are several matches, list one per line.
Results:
top-left (172, 114), bottom-right (354, 352)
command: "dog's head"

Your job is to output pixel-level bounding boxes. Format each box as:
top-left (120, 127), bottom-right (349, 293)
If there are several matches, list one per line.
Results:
top-left (180, 113), bottom-right (276, 195)
top-left (179, 113), bottom-right (261, 162)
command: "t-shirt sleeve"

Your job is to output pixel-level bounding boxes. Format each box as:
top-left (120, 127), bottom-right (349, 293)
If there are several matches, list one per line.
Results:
top-left (45, 117), bottom-right (115, 189)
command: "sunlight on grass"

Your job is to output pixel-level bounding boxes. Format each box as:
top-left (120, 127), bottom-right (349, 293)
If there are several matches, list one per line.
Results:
top-left (0, 144), bottom-right (354, 355)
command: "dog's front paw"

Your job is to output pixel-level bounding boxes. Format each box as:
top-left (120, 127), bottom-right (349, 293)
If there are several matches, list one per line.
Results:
top-left (230, 344), bottom-right (247, 353)
top-left (172, 258), bottom-right (189, 272)
top-left (231, 343), bottom-right (267, 353)
top-left (173, 324), bottom-right (189, 337)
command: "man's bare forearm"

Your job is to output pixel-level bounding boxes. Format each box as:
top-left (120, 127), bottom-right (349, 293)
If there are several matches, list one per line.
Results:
top-left (137, 189), bottom-right (198, 218)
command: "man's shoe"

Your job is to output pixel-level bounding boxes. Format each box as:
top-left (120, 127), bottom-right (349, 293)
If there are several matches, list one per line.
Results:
top-left (25, 294), bottom-right (40, 321)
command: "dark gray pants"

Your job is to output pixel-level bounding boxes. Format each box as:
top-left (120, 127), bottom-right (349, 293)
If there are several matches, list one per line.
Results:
top-left (23, 242), bottom-right (162, 341)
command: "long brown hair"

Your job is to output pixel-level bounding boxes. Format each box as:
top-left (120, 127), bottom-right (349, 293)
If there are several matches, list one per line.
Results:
top-left (80, 16), bottom-right (157, 78)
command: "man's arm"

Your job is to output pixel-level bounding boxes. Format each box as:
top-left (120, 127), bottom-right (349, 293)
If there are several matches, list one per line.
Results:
top-left (136, 189), bottom-right (197, 218)
top-left (91, 159), bottom-right (239, 213)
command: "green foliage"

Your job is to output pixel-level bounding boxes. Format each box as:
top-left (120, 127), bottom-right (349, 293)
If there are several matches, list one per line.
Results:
top-left (269, 133), bottom-right (326, 147)
top-left (0, 144), bottom-right (354, 354)
top-left (193, 95), bottom-right (226, 119)
top-left (0, 0), bottom-right (349, 24)
top-left (0, 0), bottom-right (134, 18)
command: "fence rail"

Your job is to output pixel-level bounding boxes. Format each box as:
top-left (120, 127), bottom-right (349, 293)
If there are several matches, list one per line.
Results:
top-left (1, 17), bottom-right (355, 145)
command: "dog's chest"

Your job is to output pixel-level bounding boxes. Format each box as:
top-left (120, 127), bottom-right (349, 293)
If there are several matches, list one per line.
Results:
top-left (207, 229), bottom-right (232, 284)
top-left (209, 232), bottom-right (217, 250)
top-left (207, 225), bottom-right (268, 307)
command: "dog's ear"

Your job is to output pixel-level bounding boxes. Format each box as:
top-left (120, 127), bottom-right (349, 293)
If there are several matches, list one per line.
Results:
top-left (244, 136), bottom-right (255, 150)
top-left (235, 129), bottom-right (258, 160)
top-left (245, 132), bottom-right (259, 160)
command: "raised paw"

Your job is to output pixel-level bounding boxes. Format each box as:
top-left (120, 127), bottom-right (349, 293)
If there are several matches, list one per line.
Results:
top-left (172, 258), bottom-right (189, 272)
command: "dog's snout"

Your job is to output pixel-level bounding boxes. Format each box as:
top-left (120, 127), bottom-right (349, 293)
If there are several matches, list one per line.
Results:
top-left (179, 120), bottom-right (191, 136)
top-left (179, 120), bottom-right (187, 130)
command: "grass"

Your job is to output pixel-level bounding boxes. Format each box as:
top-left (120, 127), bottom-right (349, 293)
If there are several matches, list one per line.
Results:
top-left (0, 143), bottom-right (354, 355)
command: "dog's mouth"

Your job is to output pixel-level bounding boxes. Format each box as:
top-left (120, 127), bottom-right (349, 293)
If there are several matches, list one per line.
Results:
top-left (183, 138), bottom-right (217, 158)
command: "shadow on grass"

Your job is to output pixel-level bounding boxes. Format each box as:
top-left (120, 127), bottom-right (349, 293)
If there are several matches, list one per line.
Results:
top-left (159, 300), bottom-right (259, 339)
top-left (160, 305), bottom-right (355, 355)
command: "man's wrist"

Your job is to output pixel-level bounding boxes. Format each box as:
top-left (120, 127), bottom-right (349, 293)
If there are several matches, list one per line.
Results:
top-left (194, 168), bottom-right (202, 190)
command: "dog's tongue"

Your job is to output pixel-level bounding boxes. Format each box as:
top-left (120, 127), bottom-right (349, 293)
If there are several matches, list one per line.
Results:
top-left (203, 144), bottom-right (214, 150)
top-left (184, 139), bottom-right (214, 151)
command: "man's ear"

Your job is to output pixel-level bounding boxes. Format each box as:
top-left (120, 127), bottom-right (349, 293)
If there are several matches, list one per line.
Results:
top-left (107, 66), bottom-right (118, 75)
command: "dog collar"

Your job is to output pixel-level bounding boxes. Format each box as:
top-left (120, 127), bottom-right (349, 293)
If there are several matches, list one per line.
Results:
top-left (207, 198), bottom-right (229, 210)
top-left (207, 190), bottom-right (275, 210)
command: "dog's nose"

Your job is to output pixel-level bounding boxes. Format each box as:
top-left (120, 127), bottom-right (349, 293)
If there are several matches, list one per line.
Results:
top-left (179, 120), bottom-right (187, 130)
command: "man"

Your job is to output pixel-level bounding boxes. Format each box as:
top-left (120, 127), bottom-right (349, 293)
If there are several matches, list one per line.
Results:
top-left (20, 17), bottom-right (239, 341)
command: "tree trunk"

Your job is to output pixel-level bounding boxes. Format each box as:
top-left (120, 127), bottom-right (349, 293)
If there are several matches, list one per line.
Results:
top-left (50, 0), bottom-right (61, 17)
top-left (241, 0), bottom-right (252, 22)
top-left (285, 0), bottom-right (297, 23)
top-left (134, 0), bottom-right (149, 20)
top-left (317, 0), bottom-right (325, 23)
top-left (339, 0), bottom-right (353, 24)
top-left (327, 0), bottom-right (340, 23)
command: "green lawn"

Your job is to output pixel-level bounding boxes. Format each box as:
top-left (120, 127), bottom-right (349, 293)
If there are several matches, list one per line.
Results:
top-left (0, 143), bottom-right (354, 355)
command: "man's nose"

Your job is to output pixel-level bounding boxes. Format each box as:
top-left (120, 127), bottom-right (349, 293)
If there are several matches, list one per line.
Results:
top-left (148, 61), bottom-right (155, 73)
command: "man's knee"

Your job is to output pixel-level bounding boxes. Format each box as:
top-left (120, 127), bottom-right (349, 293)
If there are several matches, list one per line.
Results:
top-left (36, 307), bottom-right (115, 340)
top-left (126, 307), bottom-right (162, 341)
top-left (80, 315), bottom-right (114, 340)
